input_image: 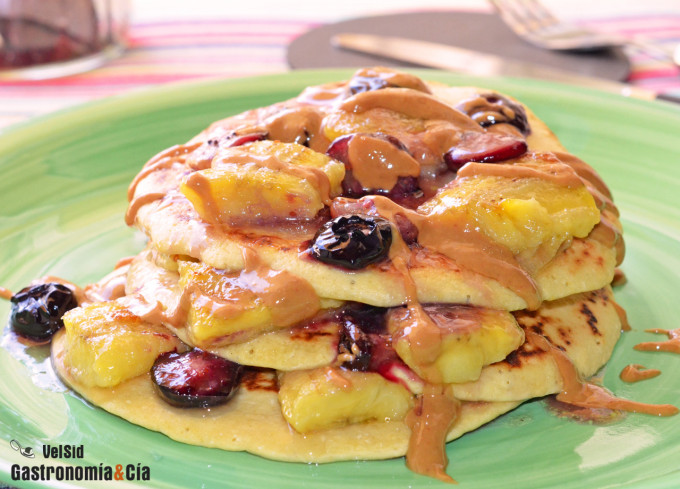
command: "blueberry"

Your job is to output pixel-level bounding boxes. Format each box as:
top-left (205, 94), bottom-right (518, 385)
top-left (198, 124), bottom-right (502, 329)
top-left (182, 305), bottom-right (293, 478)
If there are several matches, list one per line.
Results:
top-left (311, 215), bottom-right (392, 269)
top-left (338, 322), bottom-right (372, 371)
top-left (349, 75), bottom-right (390, 95)
top-left (336, 304), bottom-right (402, 374)
top-left (151, 350), bottom-right (243, 408)
top-left (460, 93), bottom-right (530, 135)
top-left (347, 70), bottom-right (431, 95)
top-left (9, 283), bottom-right (77, 342)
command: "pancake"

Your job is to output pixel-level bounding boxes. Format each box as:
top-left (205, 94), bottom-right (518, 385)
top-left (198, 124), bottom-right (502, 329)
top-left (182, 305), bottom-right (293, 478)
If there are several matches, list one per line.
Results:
top-left (52, 333), bottom-right (520, 463)
top-left (46, 67), bottom-right (639, 482)
top-left (451, 286), bottom-right (622, 402)
top-left (128, 75), bottom-right (622, 312)
top-left (134, 193), bottom-right (617, 312)
top-left (50, 281), bottom-right (620, 461)
top-left (124, 247), bottom-right (621, 388)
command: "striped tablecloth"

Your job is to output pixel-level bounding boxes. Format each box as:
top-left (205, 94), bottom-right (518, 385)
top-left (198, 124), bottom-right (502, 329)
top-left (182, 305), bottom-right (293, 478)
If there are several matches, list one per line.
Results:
top-left (0, 12), bottom-right (679, 132)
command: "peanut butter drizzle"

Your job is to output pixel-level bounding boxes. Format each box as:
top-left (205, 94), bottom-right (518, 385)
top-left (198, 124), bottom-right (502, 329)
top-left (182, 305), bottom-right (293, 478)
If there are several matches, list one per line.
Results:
top-left (388, 248), bottom-right (448, 384)
top-left (575, 175), bottom-right (618, 216)
top-left (339, 88), bottom-right (481, 132)
top-left (264, 106), bottom-right (329, 153)
top-left (386, 231), bottom-right (460, 482)
top-left (38, 275), bottom-right (87, 306)
top-left (127, 142), bottom-right (202, 201)
top-left (0, 286), bottom-right (13, 300)
top-left (239, 247), bottom-right (321, 328)
top-left (357, 195), bottom-right (541, 310)
top-left (553, 152), bottom-right (625, 263)
top-left (347, 133), bottom-right (420, 190)
top-left (417, 218), bottom-right (541, 310)
top-left (589, 210), bottom-right (625, 265)
top-left (180, 148), bottom-right (336, 226)
top-left (613, 301), bottom-right (632, 331)
top-left (620, 364), bottom-right (661, 383)
top-left (405, 383), bottom-right (461, 484)
top-left (611, 268), bottom-right (627, 287)
top-left (125, 192), bottom-right (166, 226)
top-left (150, 247), bottom-right (320, 345)
top-left (456, 157), bottom-right (583, 189)
top-left (554, 152), bottom-right (613, 200)
top-left (83, 265), bottom-right (129, 304)
top-left (128, 136), bottom-right (289, 228)
top-left (115, 256), bottom-right (135, 269)
top-left (634, 328), bottom-right (680, 353)
top-left (229, 152), bottom-right (333, 205)
top-left (387, 227), bottom-right (450, 369)
top-left (180, 171), bottom-right (220, 223)
top-left (297, 83), bottom-right (348, 107)
top-left (456, 95), bottom-right (523, 135)
top-left (528, 331), bottom-right (678, 416)
top-left (126, 143), bottom-right (204, 226)
top-left (353, 67), bottom-right (433, 94)
top-left (546, 152), bottom-right (625, 265)
top-left (459, 152), bottom-right (625, 269)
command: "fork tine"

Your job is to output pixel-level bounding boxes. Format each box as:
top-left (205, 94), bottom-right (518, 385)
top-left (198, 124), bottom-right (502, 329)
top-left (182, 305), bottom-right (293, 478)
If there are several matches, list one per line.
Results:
top-left (490, 0), bottom-right (549, 40)
top-left (490, 0), bottom-right (532, 37)
top-left (492, 0), bottom-right (676, 60)
top-left (519, 0), bottom-right (560, 30)
top-left (491, 0), bottom-right (584, 45)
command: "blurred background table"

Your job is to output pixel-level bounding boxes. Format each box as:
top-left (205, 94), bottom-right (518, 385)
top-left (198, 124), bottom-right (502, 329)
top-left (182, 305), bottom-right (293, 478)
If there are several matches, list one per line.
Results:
top-left (1, 0), bottom-right (679, 132)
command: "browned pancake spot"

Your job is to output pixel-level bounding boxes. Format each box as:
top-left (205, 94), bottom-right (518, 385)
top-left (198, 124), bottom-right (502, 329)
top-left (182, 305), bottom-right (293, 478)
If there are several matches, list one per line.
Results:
top-left (579, 302), bottom-right (601, 336)
top-left (502, 334), bottom-right (550, 368)
top-left (241, 368), bottom-right (278, 392)
top-left (289, 320), bottom-right (339, 342)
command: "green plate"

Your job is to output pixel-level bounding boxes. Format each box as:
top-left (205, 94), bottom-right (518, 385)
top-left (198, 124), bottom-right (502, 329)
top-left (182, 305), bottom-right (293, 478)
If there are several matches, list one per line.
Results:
top-left (1, 70), bottom-right (679, 489)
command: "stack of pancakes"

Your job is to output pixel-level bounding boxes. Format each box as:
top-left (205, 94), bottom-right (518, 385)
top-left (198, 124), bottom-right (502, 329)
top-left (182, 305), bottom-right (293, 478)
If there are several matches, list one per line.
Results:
top-left (52, 68), bottom-right (625, 478)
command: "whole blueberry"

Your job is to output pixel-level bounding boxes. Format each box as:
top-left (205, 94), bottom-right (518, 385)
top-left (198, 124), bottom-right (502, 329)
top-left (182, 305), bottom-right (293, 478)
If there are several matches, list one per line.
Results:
top-left (10, 283), bottom-right (77, 342)
top-left (311, 215), bottom-right (392, 269)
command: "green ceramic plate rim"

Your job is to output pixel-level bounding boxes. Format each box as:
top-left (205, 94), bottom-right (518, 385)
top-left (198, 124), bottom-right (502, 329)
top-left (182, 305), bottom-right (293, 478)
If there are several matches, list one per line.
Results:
top-left (0, 69), bottom-right (679, 489)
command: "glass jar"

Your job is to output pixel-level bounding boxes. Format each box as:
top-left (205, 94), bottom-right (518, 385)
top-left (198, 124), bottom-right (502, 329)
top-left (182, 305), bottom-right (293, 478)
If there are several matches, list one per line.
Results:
top-left (0, 0), bottom-right (130, 79)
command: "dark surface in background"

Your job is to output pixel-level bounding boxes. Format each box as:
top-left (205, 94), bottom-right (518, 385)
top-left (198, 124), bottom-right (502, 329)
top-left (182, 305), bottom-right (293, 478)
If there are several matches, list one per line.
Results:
top-left (288, 11), bottom-right (630, 81)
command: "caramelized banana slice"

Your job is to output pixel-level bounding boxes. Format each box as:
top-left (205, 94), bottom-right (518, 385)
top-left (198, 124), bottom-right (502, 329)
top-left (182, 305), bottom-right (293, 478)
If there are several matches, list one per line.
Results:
top-left (419, 156), bottom-right (600, 268)
top-left (387, 304), bottom-right (524, 384)
top-left (177, 258), bottom-right (321, 347)
top-left (278, 367), bottom-right (414, 433)
top-left (62, 302), bottom-right (181, 387)
top-left (180, 140), bottom-right (345, 225)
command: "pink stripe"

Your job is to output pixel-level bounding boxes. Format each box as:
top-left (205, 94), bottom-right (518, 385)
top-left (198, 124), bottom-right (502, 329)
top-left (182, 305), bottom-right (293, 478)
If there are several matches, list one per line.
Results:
top-left (0, 67), bottom-right (288, 87)
top-left (133, 19), bottom-right (321, 28)
top-left (128, 33), bottom-right (299, 45)
top-left (130, 27), bottom-right (307, 39)
top-left (588, 14), bottom-right (680, 24)
top-left (629, 68), bottom-right (680, 80)
top-left (131, 22), bottom-right (317, 36)
top-left (609, 28), bottom-right (680, 38)
top-left (109, 57), bottom-right (286, 67)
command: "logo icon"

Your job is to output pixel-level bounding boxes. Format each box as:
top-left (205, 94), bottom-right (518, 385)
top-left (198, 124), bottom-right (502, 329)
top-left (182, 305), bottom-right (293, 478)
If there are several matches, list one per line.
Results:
top-left (10, 440), bottom-right (34, 458)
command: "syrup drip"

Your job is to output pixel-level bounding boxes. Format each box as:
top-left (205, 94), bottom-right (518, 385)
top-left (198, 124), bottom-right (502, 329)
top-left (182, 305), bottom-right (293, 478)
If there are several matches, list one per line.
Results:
top-left (613, 301), bottom-right (631, 332)
top-left (0, 286), bottom-right (13, 301)
top-left (405, 383), bottom-right (460, 484)
top-left (619, 364), bottom-right (661, 383)
top-left (388, 234), bottom-right (459, 482)
top-left (529, 332), bottom-right (677, 417)
top-left (634, 328), bottom-right (680, 354)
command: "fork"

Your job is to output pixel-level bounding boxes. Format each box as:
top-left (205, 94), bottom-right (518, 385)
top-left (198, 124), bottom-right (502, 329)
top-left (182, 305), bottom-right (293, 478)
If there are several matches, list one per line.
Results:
top-left (490, 0), bottom-right (676, 61)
